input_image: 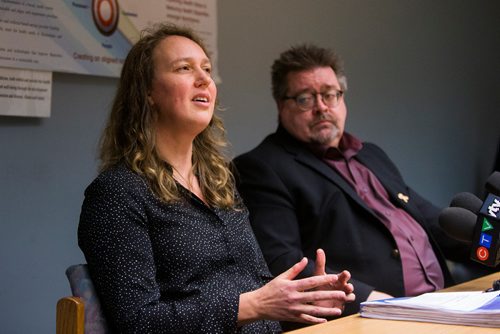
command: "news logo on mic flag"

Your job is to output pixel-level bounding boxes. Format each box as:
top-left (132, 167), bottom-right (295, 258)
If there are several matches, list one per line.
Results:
top-left (471, 193), bottom-right (500, 266)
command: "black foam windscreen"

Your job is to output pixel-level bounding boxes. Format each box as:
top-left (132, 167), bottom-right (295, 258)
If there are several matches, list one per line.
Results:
top-left (485, 171), bottom-right (500, 196)
top-left (438, 206), bottom-right (477, 243)
top-left (449, 192), bottom-right (483, 214)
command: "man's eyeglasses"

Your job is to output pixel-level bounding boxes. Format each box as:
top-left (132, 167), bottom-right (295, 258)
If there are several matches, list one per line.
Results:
top-left (283, 90), bottom-right (344, 111)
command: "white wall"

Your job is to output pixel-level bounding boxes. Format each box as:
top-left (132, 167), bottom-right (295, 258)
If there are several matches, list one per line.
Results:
top-left (0, 1), bottom-right (498, 332)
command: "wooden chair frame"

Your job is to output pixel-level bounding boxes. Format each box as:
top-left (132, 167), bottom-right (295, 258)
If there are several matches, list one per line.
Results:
top-left (56, 296), bottom-right (85, 334)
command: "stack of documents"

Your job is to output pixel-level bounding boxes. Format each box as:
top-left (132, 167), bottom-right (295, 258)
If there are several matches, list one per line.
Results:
top-left (360, 291), bottom-right (500, 327)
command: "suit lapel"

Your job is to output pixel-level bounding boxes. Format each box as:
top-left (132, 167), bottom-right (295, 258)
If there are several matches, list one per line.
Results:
top-left (276, 128), bottom-right (377, 215)
top-left (356, 149), bottom-right (425, 223)
top-left (275, 126), bottom-right (423, 223)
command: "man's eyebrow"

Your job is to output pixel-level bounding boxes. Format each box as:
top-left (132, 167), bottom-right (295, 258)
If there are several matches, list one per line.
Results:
top-left (291, 84), bottom-right (339, 94)
top-left (320, 84), bottom-right (341, 90)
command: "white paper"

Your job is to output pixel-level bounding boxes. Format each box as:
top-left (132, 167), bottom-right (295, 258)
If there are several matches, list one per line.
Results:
top-left (360, 291), bottom-right (500, 328)
top-left (387, 291), bottom-right (499, 312)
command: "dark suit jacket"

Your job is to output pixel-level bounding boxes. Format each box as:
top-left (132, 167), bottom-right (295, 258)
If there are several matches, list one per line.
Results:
top-left (234, 126), bottom-right (469, 316)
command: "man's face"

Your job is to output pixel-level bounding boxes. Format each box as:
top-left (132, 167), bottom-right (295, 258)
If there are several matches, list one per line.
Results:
top-left (278, 66), bottom-right (346, 148)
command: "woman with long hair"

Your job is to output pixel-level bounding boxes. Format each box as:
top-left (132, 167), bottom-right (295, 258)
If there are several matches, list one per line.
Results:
top-left (78, 24), bottom-right (354, 333)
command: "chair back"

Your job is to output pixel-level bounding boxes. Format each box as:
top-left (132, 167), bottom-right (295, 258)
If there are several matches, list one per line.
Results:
top-left (56, 296), bottom-right (84, 334)
top-left (57, 264), bottom-right (110, 334)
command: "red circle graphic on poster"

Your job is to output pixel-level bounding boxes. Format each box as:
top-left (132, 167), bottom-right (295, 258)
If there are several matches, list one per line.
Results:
top-left (92, 0), bottom-right (119, 36)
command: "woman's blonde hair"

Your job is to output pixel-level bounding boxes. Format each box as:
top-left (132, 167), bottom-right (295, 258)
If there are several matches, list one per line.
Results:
top-left (99, 23), bottom-right (236, 208)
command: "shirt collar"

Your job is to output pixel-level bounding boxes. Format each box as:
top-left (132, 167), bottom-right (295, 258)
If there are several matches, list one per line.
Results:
top-left (309, 132), bottom-right (363, 160)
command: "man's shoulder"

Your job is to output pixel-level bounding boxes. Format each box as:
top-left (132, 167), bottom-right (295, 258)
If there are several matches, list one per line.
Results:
top-left (357, 142), bottom-right (403, 180)
top-left (359, 141), bottom-right (384, 153)
top-left (233, 133), bottom-right (308, 186)
top-left (234, 131), bottom-right (297, 167)
top-left (358, 141), bottom-right (393, 162)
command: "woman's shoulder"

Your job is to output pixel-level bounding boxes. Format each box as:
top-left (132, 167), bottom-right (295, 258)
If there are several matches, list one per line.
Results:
top-left (84, 163), bottom-right (150, 200)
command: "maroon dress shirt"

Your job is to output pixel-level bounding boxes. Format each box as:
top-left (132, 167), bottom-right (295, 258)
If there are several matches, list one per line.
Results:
top-left (315, 133), bottom-right (444, 296)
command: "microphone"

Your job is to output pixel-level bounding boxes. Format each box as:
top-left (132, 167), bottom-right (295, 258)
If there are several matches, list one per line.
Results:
top-left (485, 171), bottom-right (500, 195)
top-left (470, 192), bottom-right (500, 266)
top-left (449, 192), bottom-right (482, 213)
top-left (438, 192), bottom-right (481, 243)
top-left (438, 207), bottom-right (476, 243)
top-left (439, 171), bottom-right (500, 267)
top-left (470, 172), bottom-right (500, 266)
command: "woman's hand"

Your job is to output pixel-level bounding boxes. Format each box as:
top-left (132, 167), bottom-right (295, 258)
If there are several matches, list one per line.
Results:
top-left (312, 249), bottom-right (355, 309)
top-left (238, 256), bottom-right (354, 325)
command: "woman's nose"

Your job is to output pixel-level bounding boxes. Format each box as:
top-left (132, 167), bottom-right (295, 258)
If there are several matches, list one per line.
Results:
top-left (195, 68), bottom-right (212, 87)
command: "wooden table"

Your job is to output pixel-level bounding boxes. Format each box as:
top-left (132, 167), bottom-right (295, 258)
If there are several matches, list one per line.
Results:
top-left (287, 272), bottom-right (500, 334)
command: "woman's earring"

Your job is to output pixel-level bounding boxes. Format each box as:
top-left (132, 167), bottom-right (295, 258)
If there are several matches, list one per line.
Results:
top-left (147, 95), bottom-right (154, 107)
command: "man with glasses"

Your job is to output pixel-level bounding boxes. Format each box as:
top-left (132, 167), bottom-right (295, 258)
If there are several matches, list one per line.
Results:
top-left (233, 44), bottom-right (472, 329)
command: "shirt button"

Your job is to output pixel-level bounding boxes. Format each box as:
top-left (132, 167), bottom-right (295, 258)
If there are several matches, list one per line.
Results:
top-left (391, 249), bottom-right (400, 259)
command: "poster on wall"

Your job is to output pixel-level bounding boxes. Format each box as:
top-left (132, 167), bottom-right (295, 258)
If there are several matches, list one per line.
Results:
top-left (0, 67), bottom-right (51, 117)
top-left (0, 0), bottom-right (218, 117)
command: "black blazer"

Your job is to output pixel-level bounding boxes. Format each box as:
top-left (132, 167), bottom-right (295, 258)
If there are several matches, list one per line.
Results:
top-left (234, 126), bottom-right (467, 315)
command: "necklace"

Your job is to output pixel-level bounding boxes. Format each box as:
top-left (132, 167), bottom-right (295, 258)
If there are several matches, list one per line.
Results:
top-left (171, 166), bottom-right (194, 191)
top-left (171, 165), bottom-right (207, 204)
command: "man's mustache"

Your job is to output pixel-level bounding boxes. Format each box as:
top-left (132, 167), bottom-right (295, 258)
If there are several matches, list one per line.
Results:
top-left (311, 114), bottom-right (336, 126)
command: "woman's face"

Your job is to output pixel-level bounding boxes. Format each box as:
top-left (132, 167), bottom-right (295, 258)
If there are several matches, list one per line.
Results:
top-left (148, 35), bottom-right (216, 140)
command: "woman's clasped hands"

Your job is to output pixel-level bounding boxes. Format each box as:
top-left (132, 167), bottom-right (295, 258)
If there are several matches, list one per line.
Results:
top-left (239, 249), bottom-right (355, 325)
